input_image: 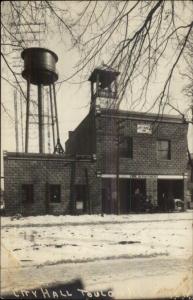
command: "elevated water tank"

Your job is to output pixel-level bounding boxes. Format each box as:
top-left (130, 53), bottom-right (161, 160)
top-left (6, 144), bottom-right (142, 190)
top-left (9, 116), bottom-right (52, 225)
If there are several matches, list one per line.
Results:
top-left (21, 47), bottom-right (58, 85)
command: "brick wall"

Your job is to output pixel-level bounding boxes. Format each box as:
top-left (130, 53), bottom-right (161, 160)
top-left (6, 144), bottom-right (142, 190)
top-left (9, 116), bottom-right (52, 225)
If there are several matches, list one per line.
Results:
top-left (70, 160), bottom-right (102, 214)
top-left (4, 154), bottom-right (71, 215)
top-left (146, 178), bottom-right (157, 206)
top-left (95, 111), bottom-right (188, 176)
top-left (93, 109), bottom-right (190, 207)
top-left (4, 153), bottom-right (99, 216)
top-left (65, 112), bottom-right (96, 155)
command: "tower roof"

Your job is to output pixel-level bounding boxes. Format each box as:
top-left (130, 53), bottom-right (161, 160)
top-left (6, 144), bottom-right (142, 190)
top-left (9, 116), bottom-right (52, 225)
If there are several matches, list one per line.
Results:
top-left (88, 64), bottom-right (120, 87)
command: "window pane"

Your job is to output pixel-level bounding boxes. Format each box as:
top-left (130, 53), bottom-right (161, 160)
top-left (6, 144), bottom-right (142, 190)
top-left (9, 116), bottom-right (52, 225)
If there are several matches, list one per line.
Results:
top-left (158, 140), bottom-right (168, 150)
top-left (157, 140), bottom-right (171, 160)
top-left (120, 137), bottom-right (133, 158)
top-left (158, 150), bottom-right (168, 160)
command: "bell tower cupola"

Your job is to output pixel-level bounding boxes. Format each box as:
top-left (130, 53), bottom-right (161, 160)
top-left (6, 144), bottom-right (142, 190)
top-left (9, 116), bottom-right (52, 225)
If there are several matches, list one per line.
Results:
top-left (88, 64), bottom-right (120, 110)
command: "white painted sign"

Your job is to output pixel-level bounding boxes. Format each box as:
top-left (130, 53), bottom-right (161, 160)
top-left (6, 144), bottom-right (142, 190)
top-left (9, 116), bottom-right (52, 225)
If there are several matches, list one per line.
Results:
top-left (130, 175), bottom-right (157, 179)
top-left (137, 124), bottom-right (152, 134)
top-left (100, 174), bottom-right (157, 179)
top-left (76, 201), bottom-right (83, 210)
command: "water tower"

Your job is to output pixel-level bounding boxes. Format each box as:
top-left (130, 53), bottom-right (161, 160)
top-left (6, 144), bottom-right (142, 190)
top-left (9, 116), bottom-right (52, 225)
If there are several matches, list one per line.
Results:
top-left (21, 47), bottom-right (64, 154)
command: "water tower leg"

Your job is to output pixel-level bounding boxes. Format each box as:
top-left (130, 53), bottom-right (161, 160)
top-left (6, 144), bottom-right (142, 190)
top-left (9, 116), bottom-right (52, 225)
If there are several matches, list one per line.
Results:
top-left (42, 88), bottom-right (45, 153)
top-left (52, 83), bottom-right (60, 142)
top-left (38, 84), bottom-right (44, 153)
top-left (52, 83), bottom-right (64, 154)
top-left (25, 80), bottom-right (30, 153)
top-left (49, 85), bottom-right (56, 151)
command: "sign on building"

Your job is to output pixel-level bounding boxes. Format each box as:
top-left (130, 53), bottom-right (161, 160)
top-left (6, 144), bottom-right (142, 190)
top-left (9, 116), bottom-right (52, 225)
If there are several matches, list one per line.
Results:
top-left (137, 124), bottom-right (152, 134)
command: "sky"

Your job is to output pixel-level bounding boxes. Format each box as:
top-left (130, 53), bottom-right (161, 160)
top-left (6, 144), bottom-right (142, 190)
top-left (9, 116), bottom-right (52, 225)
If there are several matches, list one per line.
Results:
top-left (1, 1), bottom-right (193, 167)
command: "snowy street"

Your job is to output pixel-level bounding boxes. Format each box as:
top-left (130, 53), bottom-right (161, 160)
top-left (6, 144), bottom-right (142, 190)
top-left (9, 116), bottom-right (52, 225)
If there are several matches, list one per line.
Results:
top-left (1, 212), bottom-right (193, 299)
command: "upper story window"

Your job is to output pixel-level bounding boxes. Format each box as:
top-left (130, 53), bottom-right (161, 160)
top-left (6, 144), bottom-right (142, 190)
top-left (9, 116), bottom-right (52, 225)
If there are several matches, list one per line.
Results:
top-left (157, 140), bottom-right (171, 160)
top-left (120, 136), bottom-right (133, 158)
top-left (22, 184), bottom-right (34, 203)
top-left (49, 185), bottom-right (61, 203)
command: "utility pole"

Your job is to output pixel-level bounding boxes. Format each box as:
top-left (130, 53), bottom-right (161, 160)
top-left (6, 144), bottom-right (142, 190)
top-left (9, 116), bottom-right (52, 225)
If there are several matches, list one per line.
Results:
top-left (14, 89), bottom-right (19, 152)
top-left (20, 91), bottom-right (24, 152)
top-left (70, 160), bottom-right (76, 214)
top-left (116, 132), bottom-right (120, 214)
top-left (116, 118), bottom-right (125, 215)
top-left (85, 168), bottom-right (91, 214)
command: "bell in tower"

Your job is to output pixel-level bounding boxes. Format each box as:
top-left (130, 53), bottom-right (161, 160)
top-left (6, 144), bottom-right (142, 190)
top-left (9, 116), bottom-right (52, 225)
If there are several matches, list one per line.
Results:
top-left (88, 64), bottom-right (120, 110)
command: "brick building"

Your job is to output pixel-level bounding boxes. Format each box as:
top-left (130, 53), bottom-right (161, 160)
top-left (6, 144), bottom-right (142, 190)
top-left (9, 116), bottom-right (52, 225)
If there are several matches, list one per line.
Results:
top-left (65, 66), bottom-right (190, 213)
top-left (65, 108), bottom-right (189, 214)
top-left (3, 153), bottom-right (99, 215)
top-left (3, 66), bottom-right (190, 215)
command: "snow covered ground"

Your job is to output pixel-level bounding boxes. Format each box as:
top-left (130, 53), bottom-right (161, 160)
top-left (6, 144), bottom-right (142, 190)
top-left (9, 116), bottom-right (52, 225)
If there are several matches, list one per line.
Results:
top-left (1, 211), bottom-right (193, 299)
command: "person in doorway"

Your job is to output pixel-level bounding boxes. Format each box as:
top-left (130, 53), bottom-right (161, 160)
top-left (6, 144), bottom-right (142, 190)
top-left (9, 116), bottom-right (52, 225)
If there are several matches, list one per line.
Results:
top-left (144, 195), bottom-right (153, 212)
top-left (168, 196), bottom-right (175, 211)
top-left (162, 193), bottom-right (168, 212)
top-left (133, 188), bottom-right (143, 212)
top-left (112, 190), bottom-right (117, 213)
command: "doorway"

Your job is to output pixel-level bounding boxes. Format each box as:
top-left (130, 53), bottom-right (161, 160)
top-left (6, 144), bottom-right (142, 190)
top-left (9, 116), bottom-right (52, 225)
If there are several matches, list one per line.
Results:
top-left (120, 179), bottom-right (146, 213)
top-left (75, 184), bottom-right (87, 213)
top-left (157, 179), bottom-right (183, 211)
top-left (102, 178), bottom-right (146, 214)
top-left (102, 179), bottom-right (117, 214)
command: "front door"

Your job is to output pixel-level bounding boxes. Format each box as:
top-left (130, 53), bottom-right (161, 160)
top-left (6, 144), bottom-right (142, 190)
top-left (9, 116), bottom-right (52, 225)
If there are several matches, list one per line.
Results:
top-left (157, 179), bottom-right (184, 211)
